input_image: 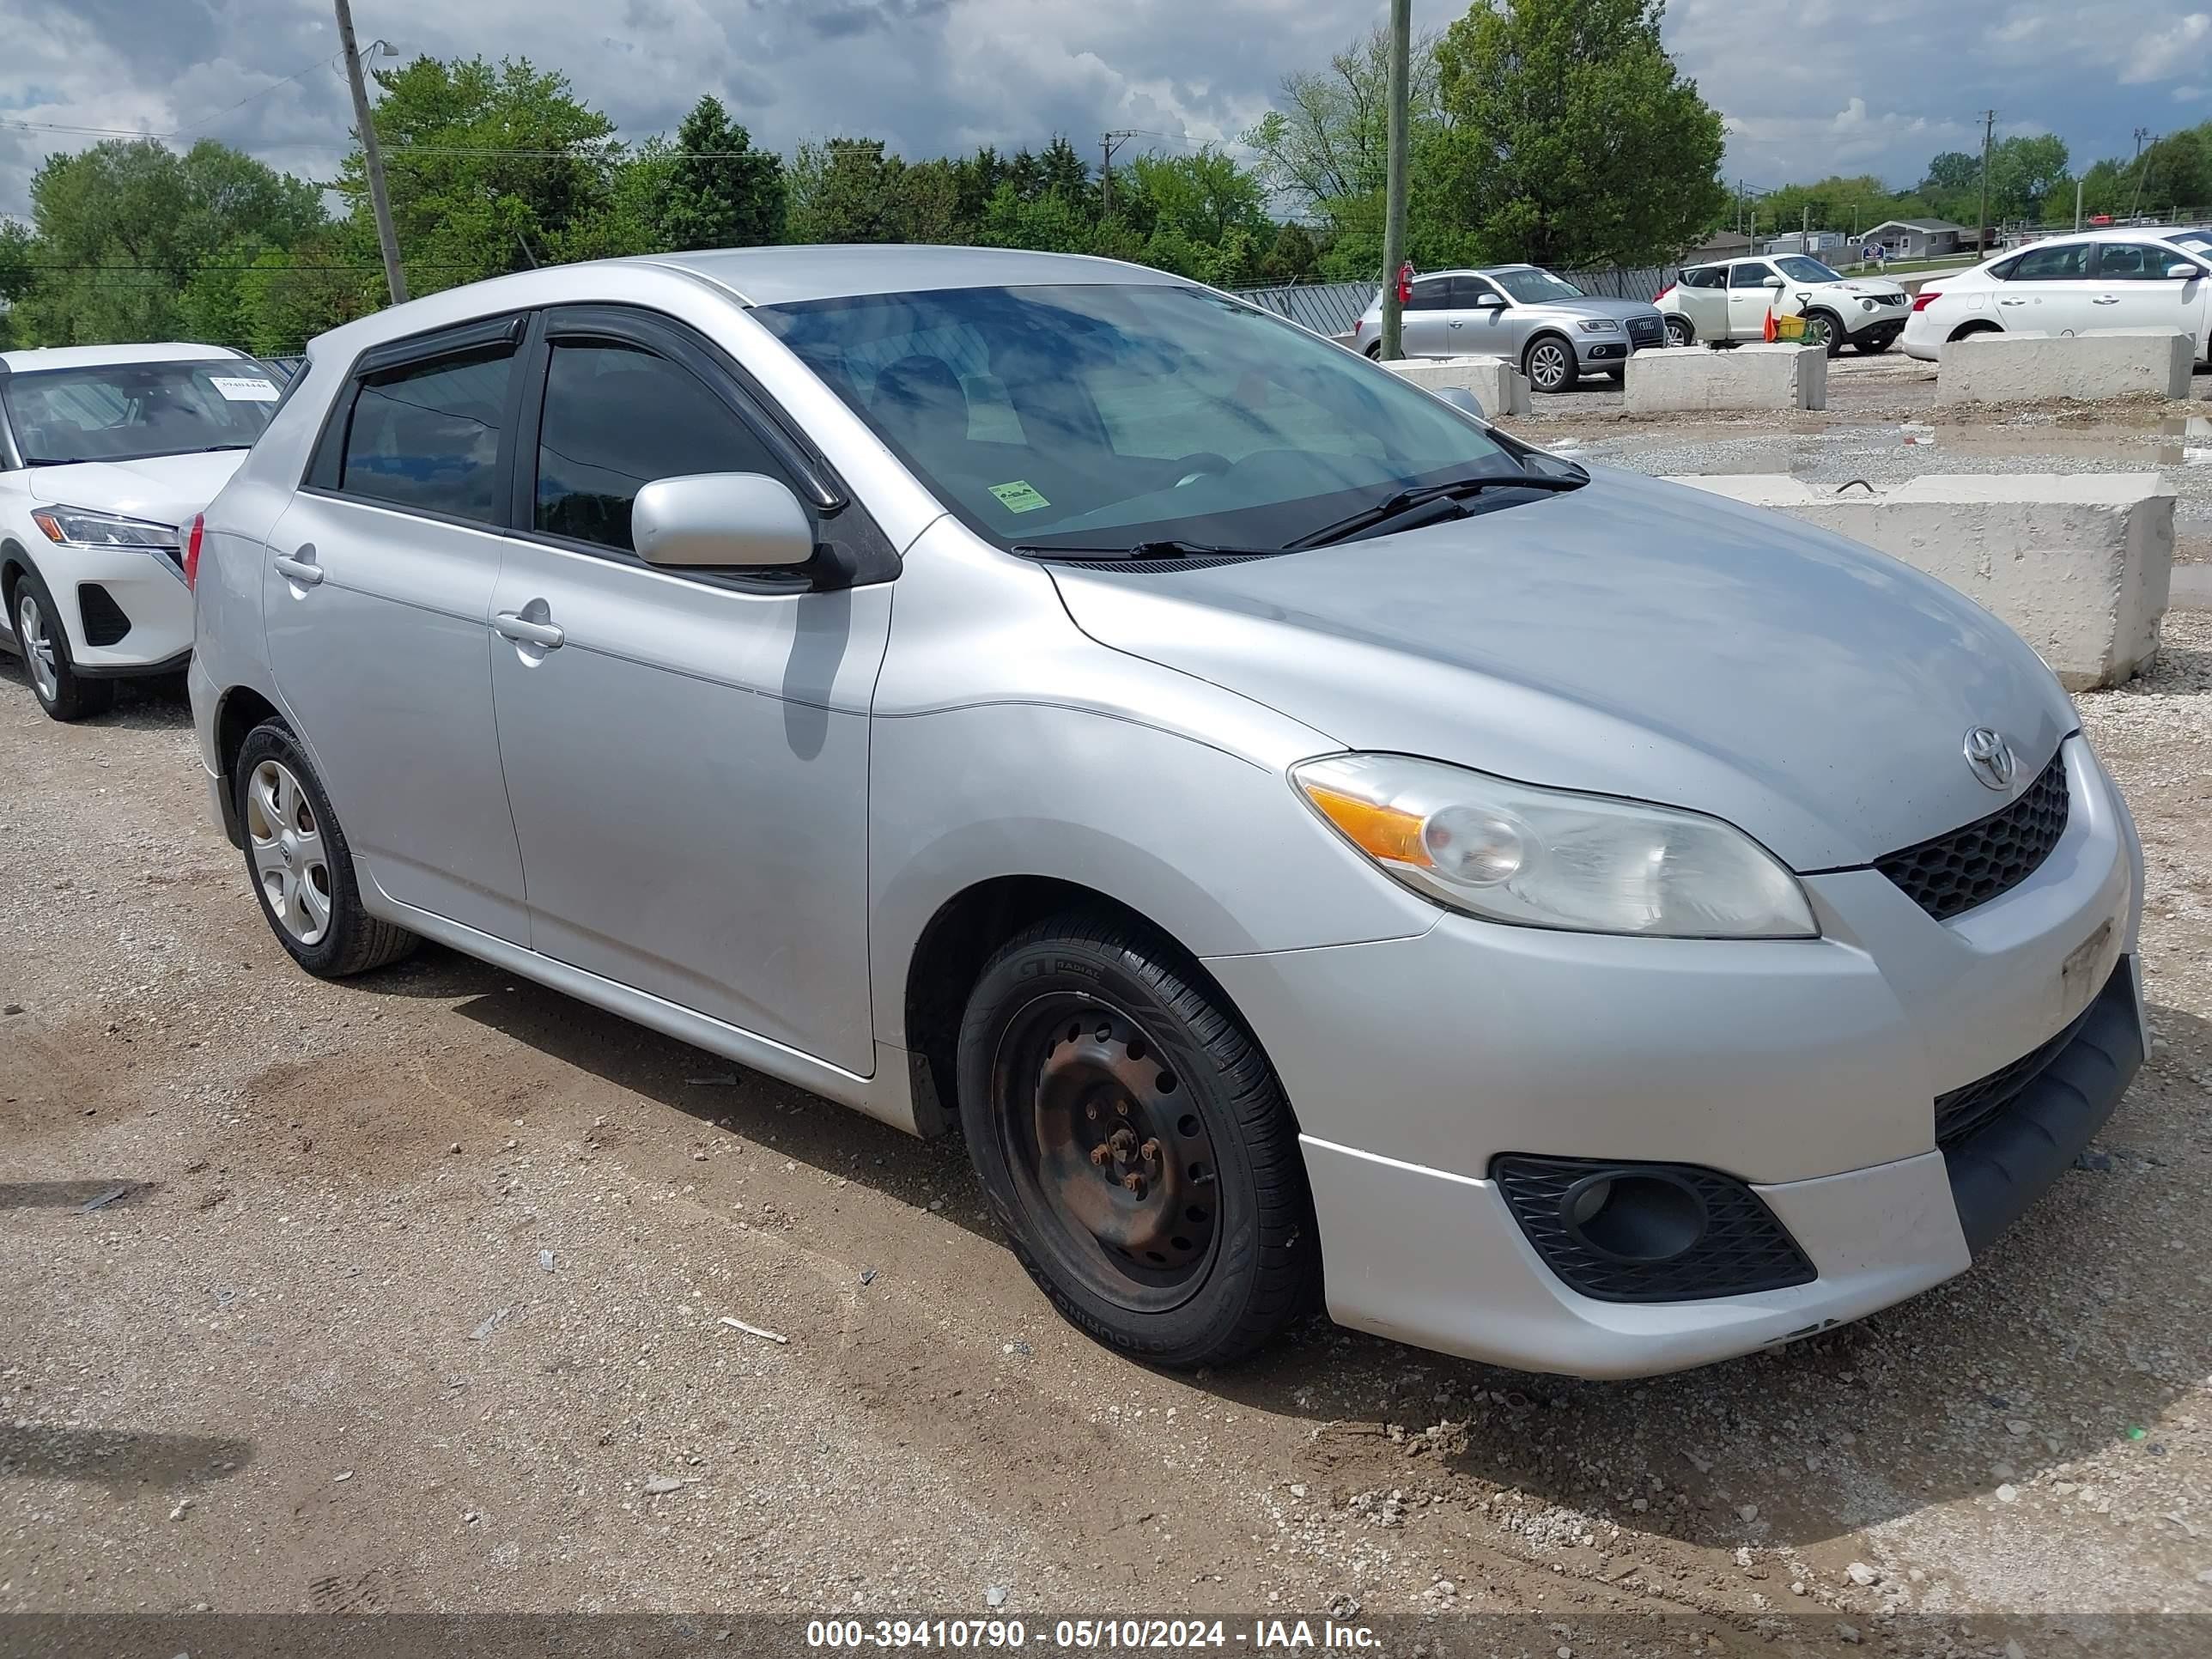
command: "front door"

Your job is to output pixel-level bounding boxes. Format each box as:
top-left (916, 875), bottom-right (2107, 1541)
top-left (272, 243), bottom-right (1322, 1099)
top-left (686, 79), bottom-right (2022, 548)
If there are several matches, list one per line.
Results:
top-left (2087, 241), bottom-right (2198, 336)
top-left (485, 307), bottom-right (891, 1075)
top-left (1726, 261), bottom-right (1779, 337)
top-left (261, 319), bottom-right (529, 943)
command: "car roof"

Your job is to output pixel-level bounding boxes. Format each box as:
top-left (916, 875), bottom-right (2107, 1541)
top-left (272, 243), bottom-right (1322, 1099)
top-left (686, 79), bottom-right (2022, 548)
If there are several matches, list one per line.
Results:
top-left (2004, 225), bottom-right (2199, 246)
top-left (0, 341), bottom-right (245, 374)
top-left (637, 243), bottom-right (1183, 306)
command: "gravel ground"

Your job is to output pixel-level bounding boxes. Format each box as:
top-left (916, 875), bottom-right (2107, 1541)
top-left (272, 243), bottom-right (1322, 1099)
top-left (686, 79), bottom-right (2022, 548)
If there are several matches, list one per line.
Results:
top-left (2, 632), bottom-right (2209, 1649)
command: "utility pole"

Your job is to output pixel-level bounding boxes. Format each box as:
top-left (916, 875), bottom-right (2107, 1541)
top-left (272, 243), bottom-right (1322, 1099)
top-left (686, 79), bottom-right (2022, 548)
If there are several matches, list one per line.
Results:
top-left (1378, 0), bottom-right (1412, 360)
top-left (2074, 174), bottom-right (2083, 230)
top-left (1976, 109), bottom-right (1996, 256)
top-left (335, 0), bottom-right (406, 306)
top-left (1802, 203), bottom-right (1809, 251)
top-left (2126, 127), bottom-right (2153, 221)
top-left (1100, 131), bottom-right (1138, 221)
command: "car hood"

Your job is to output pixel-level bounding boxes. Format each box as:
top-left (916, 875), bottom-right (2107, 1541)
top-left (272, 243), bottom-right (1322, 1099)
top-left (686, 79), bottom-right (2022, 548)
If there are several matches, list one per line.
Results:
top-left (26, 451), bottom-right (252, 528)
top-left (1538, 295), bottom-right (1662, 324)
top-left (1048, 468), bottom-right (2075, 872)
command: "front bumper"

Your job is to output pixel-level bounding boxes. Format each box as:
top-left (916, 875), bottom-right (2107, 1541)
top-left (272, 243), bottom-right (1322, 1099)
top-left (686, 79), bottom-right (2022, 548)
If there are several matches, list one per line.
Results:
top-left (1206, 736), bottom-right (2147, 1376)
top-left (1843, 301), bottom-right (1910, 338)
top-left (23, 544), bottom-right (196, 675)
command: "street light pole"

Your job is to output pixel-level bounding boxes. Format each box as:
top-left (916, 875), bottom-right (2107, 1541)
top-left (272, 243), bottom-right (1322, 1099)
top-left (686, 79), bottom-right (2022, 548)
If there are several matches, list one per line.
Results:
top-left (335, 0), bottom-right (407, 306)
top-left (1976, 109), bottom-right (1996, 256)
top-left (1378, 0), bottom-right (1412, 360)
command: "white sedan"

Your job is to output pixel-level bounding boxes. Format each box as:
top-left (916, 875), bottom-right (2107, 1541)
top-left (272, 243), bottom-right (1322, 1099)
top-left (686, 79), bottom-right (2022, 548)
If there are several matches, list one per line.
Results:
top-left (1656, 255), bottom-right (1911, 356)
top-left (1901, 225), bottom-right (2212, 362)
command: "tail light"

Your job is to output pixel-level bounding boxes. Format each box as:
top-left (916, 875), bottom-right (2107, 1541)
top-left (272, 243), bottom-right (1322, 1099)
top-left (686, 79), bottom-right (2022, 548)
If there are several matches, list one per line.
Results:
top-left (1352, 317), bottom-right (1364, 339)
top-left (184, 514), bottom-right (204, 590)
top-left (1911, 289), bottom-right (1942, 313)
top-left (1654, 283), bottom-right (1675, 302)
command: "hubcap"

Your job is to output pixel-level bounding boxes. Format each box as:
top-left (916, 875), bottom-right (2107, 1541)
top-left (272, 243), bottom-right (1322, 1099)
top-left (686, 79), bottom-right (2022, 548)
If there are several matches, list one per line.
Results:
top-left (1531, 342), bottom-right (1567, 388)
top-left (16, 592), bottom-right (58, 702)
top-left (246, 759), bottom-right (333, 945)
top-left (994, 997), bottom-right (1223, 1312)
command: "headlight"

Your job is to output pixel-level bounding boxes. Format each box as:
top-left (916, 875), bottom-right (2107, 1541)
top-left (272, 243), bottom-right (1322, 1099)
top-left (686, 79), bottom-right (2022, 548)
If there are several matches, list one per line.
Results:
top-left (30, 506), bottom-right (180, 550)
top-left (1577, 319), bottom-right (1622, 333)
top-left (1292, 753), bottom-right (1818, 939)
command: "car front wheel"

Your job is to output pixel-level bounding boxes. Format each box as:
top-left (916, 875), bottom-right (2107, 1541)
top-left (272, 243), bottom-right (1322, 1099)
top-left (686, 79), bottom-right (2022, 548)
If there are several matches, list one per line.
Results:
top-left (1803, 312), bottom-right (1844, 356)
top-left (234, 722), bottom-right (418, 978)
top-left (957, 911), bottom-right (1318, 1369)
top-left (9, 568), bottom-right (113, 721)
top-left (1524, 335), bottom-right (1578, 393)
top-left (1663, 314), bottom-right (1694, 347)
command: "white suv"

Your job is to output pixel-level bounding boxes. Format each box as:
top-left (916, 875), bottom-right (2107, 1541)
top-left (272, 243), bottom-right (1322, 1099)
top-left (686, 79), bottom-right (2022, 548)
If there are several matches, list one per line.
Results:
top-left (0, 343), bottom-right (280, 719)
top-left (1656, 255), bottom-right (1910, 356)
top-left (1902, 226), bottom-right (2212, 363)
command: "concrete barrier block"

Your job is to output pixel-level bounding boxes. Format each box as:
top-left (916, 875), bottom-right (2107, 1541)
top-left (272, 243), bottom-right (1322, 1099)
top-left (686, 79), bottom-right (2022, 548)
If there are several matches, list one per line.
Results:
top-left (1622, 343), bottom-right (1826, 414)
top-left (1938, 328), bottom-right (2195, 404)
top-left (1382, 355), bottom-right (1532, 416)
top-left (1666, 471), bottom-right (2175, 690)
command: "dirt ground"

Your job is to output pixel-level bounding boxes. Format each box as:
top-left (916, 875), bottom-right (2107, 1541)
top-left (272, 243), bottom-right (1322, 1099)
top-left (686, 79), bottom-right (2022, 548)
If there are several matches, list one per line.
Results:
top-left (3, 526), bottom-right (2210, 1650)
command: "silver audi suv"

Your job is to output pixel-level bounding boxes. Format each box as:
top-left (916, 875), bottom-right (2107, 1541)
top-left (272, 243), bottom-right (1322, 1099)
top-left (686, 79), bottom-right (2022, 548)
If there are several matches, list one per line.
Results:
top-left (189, 246), bottom-right (2145, 1376)
top-left (1351, 264), bottom-right (1668, 391)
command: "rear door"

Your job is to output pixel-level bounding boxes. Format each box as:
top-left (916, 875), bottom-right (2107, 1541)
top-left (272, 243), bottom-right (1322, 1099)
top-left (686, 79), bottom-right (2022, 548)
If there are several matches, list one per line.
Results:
top-left (261, 315), bottom-right (529, 943)
top-left (1676, 266), bottom-right (1729, 340)
top-left (1400, 277), bottom-right (1457, 356)
top-left (2087, 240), bottom-right (2199, 336)
top-left (1726, 261), bottom-right (1778, 337)
top-left (1991, 240), bottom-right (2096, 332)
top-left (483, 305), bottom-right (893, 1074)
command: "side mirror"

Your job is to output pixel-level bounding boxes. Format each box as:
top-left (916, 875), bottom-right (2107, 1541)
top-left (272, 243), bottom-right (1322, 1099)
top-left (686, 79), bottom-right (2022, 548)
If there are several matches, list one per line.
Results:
top-left (1474, 292), bottom-right (1505, 309)
top-left (633, 472), bottom-right (816, 568)
top-left (1430, 386), bottom-right (1487, 422)
top-left (2169, 260), bottom-right (2205, 280)
top-left (1763, 274), bottom-right (1785, 289)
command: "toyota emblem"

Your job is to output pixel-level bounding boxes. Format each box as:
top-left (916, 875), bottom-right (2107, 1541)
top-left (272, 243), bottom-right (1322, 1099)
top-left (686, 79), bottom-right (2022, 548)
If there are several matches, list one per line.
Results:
top-left (1963, 726), bottom-right (2016, 791)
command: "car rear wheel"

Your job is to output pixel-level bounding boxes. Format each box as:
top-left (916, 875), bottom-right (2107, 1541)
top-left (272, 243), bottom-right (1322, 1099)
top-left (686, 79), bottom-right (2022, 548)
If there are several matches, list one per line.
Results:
top-left (956, 911), bottom-right (1318, 1369)
top-left (9, 568), bottom-right (113, 722)
top-left (1663, 314), bottom-right (1694, 347)
top-left (1364, 341), bottom-right (1383, 360)
top-left (235, 722), bottom-right (418, 978)
top-left (1524, 335), bottom-right (1578, 393)
top-left (1851, 333), bottom-right (1893, 356)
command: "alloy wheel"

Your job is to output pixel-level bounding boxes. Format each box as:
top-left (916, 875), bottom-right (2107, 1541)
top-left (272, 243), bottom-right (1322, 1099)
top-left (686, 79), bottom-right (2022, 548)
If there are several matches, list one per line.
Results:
top-left (1802, 313), bottom-right (1836, 350)
top-left (246, 758), bottom-right (333, 945)
top-left (1528, 340), bottom-right (1570, 391)
top-left (16, 592), bottom-right (58, 703)
top-left (1663, 315), bottom-right (1693, 348)
top-left (992, 994), bottom-right (1224, 1313)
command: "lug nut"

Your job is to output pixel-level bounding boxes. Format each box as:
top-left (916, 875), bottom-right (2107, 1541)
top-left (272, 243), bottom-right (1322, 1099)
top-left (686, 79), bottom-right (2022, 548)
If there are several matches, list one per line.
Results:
top-left (1121, 1174), bottom-right (1146, 1197)
top-left (1090, 1144), bottom-right (1113, 1168)
top-left (1139, 1139), bottom-right (1161, 1164)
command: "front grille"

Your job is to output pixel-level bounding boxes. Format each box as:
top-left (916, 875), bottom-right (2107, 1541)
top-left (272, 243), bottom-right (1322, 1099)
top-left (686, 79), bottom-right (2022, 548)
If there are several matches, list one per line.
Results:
top-left (1626, 316), bottom-right (1662, 345)
top-left (77, 583), bottom-right (131, 647)
top-left (1875, 752), bottom-right (2069, 921)
top-left (1935, 999), bottom-right (2098, 1147)
top-left (1492, 1155), bottom-right (1815, 1304)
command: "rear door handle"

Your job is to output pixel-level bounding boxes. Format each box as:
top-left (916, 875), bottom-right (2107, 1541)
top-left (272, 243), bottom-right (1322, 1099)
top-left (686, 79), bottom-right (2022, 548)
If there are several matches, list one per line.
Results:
top-left (271, 553), bottom-right (323, 586)
top-left (493, 611), bottom-right (564, 649)
top-left (2090, 296), bottom-right (2119, 305)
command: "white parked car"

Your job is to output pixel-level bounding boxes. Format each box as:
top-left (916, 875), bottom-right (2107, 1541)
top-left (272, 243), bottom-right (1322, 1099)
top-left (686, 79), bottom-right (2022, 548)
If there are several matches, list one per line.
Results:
top-left (0, 343), bottom-right (280, 719)
top-left (1902, 226), bottom-right (2212, 363)
top-left (1656, 255), bottom-right (1910, 356)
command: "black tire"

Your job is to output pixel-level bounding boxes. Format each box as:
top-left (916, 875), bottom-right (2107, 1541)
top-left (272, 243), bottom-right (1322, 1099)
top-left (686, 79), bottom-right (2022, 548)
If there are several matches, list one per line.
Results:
top-left (1604, 367), bottom-right (1626, 383)
top-left (7, 565), bottom-right (114, 722)
top-left (1663, 314), bottom-right (1695, 348)
top-left (1805, 311), bottom-right (1845, 357)
top-left (1522, 332), bottom-right (1578, 393)
top-left (234, 721), bottom-right (417, 977)
top-left (956, 911), bottom-right (1318, 1369)
top-left (1364, 341), bottom-right (1383, 360)
top-left (1851, 332), bottom-right (1893, 356)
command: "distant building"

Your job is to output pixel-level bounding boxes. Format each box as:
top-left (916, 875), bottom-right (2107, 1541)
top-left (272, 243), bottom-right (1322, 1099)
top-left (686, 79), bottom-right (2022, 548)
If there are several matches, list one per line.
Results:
top-left (1863, 219), bottom-right (1967, 259)
top-left (1683, 228), bottom-right (1753, 264)
top-left (1760, 230), bottom-right (1847, 257)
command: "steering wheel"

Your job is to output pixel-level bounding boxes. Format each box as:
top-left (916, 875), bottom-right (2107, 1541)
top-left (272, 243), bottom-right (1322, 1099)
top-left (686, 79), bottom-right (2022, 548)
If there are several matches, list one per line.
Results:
top-left (1169, 452), bottom-right (1233, 489)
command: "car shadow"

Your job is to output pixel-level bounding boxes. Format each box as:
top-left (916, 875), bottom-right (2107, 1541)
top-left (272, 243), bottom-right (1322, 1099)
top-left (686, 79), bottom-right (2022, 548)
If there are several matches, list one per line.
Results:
top-left (0, 654), bottom-right (191, 730)
top-left (343, 933), bottom-right (2203, 1550)
top-left (0, 1422), bottom-right (252, 1494)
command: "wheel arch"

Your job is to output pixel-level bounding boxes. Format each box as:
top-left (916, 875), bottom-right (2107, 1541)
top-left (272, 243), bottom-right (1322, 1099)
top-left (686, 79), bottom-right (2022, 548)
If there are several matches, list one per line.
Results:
top-left (1948, 318), bottom-right (2002, 343)
top-left (208, 684), bottom-right (287, 847)
top-left (1, 537), bottom-right (43, 623)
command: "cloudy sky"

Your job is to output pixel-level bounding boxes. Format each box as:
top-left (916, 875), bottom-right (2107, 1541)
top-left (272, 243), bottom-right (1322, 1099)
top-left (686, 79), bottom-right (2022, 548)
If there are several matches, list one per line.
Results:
top-left (2, 0), bottom-right (2206, 222)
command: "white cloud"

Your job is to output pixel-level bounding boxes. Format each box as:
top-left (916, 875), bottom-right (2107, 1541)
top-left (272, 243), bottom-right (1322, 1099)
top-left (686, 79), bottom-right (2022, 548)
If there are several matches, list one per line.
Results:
top-left (2122, 12), bottom-right (2211, 82)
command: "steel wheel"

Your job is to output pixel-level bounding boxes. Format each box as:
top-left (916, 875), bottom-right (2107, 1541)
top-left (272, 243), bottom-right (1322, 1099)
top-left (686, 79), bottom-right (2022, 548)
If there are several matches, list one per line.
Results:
top-left (16, 591), bottom-right (58, 704)
top-left (1663, 314), bottom-right (1693, 348)
top-left (246, 757), bottom-right (332, 945)
top-left (1527, 337), bottom-right (1572, 392)
top-left (991, 994), bottom-right (1224, 1314)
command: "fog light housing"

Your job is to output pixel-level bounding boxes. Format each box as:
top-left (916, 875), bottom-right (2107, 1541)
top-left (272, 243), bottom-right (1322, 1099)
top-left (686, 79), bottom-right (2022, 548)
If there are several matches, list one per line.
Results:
top-left (1559, 1169), bottom-right (1706, 1262)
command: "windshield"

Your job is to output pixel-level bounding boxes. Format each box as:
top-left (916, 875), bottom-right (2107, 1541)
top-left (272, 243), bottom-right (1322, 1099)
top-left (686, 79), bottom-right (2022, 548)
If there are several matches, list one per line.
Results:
top-left (2172, 229), bottom-right (2212, 254)
top-left (755, 283), bottom-right (1534, 554)
top-left (1773, 256), bottom-right (1845, 284)
top-left (1490, 268), bottom-right (1586, 304)
top-left (2, 360), bottom-right (279, 465)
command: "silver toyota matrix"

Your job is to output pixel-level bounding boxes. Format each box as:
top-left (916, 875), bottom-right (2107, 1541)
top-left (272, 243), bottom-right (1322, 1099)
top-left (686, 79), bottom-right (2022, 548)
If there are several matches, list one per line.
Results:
top-left (189, 247), bottom-right (2146, 1377)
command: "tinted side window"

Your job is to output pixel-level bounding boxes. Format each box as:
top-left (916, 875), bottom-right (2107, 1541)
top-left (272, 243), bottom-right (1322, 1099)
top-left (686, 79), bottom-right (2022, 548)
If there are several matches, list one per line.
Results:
top-left (2094, 242), bottom-right (2177, 280)
top-left (534, 340), bottom-right (793, 553)
top-left (1729, 264), bottom-right (1773, 289)
top-left (1455, 276), bottom-right (1504, 305)
top-left (1684, 267), bottom-right (1727, 289)
top-left (339, 351), bottom-right (513, 521)
top-left (1406, 279), bottom-right (1452, 312)
top-left (2007, 242), bottom-right (2090, 282)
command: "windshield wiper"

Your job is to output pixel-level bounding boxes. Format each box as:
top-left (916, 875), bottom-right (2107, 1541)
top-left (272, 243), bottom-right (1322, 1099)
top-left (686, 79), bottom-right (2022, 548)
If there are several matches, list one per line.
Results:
top-left (1287, 470), bottom-right (1586, 550)
top-left (1012, 538), bottom-right (1275, 562)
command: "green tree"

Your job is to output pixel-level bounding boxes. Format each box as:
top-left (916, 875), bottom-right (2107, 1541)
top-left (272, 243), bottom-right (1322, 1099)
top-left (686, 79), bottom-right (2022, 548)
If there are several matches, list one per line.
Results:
top-left (1987, 134), bottom-right (2069, 221)
top-left (1245, 23), bottom-right (1443, 218)
top-left (1428, 0), bottom-right (1729, 269)
top-left (342, 56), bottom-right (622, 294)
top-left (1126, 149), bottom-right (1270, 251)
top-left (1919, 151), bottom-right (1979, 196)
top-left (654, 94), bottom-right (785, 251)
top-left (786, 139), bottom-right (908, 243)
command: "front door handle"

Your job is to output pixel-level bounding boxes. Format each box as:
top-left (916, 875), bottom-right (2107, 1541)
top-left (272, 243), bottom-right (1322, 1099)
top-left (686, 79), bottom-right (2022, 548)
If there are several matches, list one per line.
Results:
top-left (493, 611), bottom-right (564, 650)
top-left (271, 553), bottom-right (323, 586)
top-left (2090, 295), bottom-right (2119, 305)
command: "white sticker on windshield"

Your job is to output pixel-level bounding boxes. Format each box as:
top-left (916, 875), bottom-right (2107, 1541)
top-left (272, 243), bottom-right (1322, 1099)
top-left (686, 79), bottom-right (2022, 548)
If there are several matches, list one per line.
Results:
top-left (210, 376), bottom-right (280, 403)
